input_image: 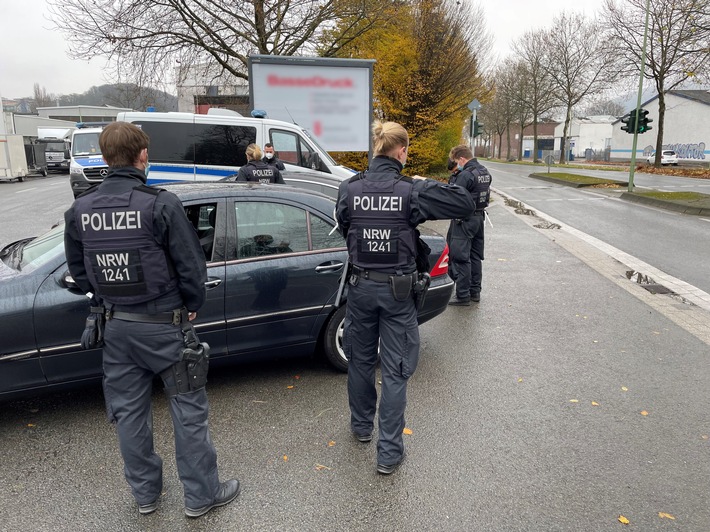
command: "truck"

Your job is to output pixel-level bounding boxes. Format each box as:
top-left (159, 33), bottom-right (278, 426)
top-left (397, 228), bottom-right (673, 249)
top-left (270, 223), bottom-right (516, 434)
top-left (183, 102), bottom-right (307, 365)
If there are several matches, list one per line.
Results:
top-left (37, 127), bottom-right (73, 172)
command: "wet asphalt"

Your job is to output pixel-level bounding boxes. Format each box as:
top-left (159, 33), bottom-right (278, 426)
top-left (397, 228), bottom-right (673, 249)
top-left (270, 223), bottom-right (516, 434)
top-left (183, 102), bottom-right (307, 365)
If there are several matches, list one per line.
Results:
top-left (1, 186), bottom-right (709, 531)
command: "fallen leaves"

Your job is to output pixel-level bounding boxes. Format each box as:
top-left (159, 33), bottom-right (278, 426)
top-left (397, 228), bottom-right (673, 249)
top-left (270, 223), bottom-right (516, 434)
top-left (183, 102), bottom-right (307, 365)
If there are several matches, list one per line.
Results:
top-left (314, 464), bottom-right (331, 471)
top-left (591, 402), bottom-right (599, 407)
top-left (618, 515), bottom-right (630, 525)
top-left (640, 411), bottom-right (649, 416)
top-left (658, 512), bottom-right (675, 520)
top-left (327, 440), bottom-right (336, 447)
top-left (403, 428), bottom-right (413, 435)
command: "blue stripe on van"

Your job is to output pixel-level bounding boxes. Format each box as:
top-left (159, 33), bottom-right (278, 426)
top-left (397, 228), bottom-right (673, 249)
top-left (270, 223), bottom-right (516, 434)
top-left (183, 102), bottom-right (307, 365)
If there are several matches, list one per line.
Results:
top-left (149, 164), bottom-right (236, 177)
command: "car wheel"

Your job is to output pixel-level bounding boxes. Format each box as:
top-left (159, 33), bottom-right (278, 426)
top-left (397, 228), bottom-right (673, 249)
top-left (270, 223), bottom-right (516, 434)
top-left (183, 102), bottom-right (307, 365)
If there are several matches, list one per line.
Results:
top-left (323, 305), bottom-right (348, 372)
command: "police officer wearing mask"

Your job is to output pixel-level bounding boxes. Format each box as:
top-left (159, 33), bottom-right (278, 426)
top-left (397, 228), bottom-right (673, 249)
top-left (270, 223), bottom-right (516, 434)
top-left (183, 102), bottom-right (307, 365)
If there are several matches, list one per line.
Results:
top-left (235, 143), bottom-right (285, 184)
top-left (64, 122), bottom-right (239, 518)
top-left (447, 144), bottom-right (492, 306)
top-left (262, 142), bottom-right (286, 170)
top-left (336, 120), bottom-right (474, 474)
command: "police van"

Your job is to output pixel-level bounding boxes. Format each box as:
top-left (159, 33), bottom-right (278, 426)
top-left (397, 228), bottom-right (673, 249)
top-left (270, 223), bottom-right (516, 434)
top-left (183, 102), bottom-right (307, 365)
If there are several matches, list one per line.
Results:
top-left (68, 109), bottom-right (356, 197)
top-left (69, 124), bottom-right (109, 197)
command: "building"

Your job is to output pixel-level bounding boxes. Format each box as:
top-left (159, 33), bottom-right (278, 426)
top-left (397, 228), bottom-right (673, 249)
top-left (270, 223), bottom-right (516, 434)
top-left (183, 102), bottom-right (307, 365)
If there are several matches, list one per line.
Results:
top-left (610, 90), bottom-right (710, 163)
top-left (489, 120), bottom-right (558, 160)
top-left (176, 64), bottom-right (249, 114)
top-left (554, 115), bottom-right (615, 161)
top-left (36, 105), bottom-right (133, 123)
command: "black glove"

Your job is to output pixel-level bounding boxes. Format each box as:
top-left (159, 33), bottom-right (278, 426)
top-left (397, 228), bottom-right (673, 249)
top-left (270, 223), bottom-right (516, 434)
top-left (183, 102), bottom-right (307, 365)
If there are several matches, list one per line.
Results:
top-left (81, 305), bottom-right (105, 350)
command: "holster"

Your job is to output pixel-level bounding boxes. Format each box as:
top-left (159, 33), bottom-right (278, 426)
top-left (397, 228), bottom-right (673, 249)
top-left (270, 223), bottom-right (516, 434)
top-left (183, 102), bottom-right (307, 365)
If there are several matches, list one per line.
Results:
top-left (161, 315), bottom-right (211, 397)
top-left (80, 305), bottom-right (105, 350)
top-left (389, 274), bottom-right (414, 302)
top-left (413, 273), bottom-right (431, 312)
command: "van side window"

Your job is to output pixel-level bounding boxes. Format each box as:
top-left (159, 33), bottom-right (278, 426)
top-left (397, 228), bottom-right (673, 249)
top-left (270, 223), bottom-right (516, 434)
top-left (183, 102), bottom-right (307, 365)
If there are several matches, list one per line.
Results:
top-left (135, 121), bottom-right (193, 163)
top-left (195, 124), bottom-right (256, 167)
top-left (271, 130), bottom-right (315, 169)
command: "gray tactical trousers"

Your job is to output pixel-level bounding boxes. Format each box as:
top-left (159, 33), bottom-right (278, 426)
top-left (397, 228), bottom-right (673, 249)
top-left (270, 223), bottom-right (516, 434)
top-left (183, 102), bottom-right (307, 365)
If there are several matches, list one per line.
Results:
top-left (102, 318), bottom-right (220, 508)
top-left (344, 277), bottom-right (420, 466)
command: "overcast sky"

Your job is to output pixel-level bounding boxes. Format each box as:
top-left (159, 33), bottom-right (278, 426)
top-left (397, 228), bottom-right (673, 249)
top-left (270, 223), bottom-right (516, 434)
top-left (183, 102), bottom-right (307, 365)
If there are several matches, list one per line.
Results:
top-left (0, 0), bottom-right (605, 100)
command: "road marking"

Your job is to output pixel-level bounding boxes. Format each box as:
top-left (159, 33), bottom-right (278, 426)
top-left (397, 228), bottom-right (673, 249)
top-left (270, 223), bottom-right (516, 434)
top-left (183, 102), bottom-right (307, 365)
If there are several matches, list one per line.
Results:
top-left (15, 188), bottom-right (37, 194)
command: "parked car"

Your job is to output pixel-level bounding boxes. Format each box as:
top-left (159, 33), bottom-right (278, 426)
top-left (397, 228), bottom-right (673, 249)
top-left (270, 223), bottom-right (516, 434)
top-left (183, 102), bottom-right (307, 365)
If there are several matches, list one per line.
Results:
top-left (0, 182), bottom-right (453, 401)
top-left (646, 150), bottom-right (678, 165)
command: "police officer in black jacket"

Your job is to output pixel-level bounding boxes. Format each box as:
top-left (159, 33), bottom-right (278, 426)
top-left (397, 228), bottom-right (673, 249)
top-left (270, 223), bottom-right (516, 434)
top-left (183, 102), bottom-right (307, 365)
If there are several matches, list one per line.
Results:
top-left (235, 143), bottom-right (285, 184)
top-left (447, 144), bottom-right (492, 306)
top-left (262, 142), bottom-right (286, 170)
top-left (64, 122), bottom-right (239, 518)
top-left (336, 121), bottom-right (474, 474)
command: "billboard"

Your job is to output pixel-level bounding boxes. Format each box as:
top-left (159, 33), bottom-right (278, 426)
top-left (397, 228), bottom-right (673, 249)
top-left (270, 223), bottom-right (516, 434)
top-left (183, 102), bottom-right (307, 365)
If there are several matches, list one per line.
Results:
top-left (249, 55), bottom-right (374, 152)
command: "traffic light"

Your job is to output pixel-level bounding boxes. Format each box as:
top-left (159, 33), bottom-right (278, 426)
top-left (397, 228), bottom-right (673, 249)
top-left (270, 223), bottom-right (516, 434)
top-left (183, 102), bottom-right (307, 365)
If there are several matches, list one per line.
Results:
top-left (621, 109), bottom-right (637, 134)
top-left (474, 120), bottom-right (483, 137)
top-left (637, 108), bottom-right (653, 134)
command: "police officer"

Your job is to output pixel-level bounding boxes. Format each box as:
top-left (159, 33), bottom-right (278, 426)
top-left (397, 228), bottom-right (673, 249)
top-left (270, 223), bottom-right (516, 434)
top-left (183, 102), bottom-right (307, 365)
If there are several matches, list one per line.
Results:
top-left (235, 143), bottom-right (285, 184)
top-left (446, 144), bottom-right (492, 306)
top-left (336, 121), bottom-right (474, 474)
top-left (262, 142), bottom-right (286, 170)
top-left (64, 122), bottom-right (239, 518)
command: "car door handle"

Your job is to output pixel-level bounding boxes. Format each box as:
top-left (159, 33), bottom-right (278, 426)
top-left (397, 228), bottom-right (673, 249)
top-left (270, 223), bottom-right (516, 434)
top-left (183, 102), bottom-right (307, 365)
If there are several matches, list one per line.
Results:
top-left (205, 278), bottom-right (222, 289)
top-left (315, 261), bottom-right (344, 273)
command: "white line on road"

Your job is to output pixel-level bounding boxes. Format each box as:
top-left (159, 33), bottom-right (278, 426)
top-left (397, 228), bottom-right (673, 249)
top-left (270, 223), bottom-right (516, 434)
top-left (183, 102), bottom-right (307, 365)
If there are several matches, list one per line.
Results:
top-left (15, 188), bottom-right (37, 194)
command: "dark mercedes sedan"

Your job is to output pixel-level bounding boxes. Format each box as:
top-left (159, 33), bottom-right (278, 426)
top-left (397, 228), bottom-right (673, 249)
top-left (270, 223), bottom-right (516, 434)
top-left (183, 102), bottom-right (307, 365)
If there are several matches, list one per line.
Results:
top-left (0, 183), bottom-right (454, 401)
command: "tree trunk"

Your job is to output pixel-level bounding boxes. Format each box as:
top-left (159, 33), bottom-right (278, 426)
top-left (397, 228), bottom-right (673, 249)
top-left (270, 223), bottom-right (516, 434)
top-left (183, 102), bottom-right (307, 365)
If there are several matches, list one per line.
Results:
top-left (559, 105), bottom-right (572, 164)
top-left (506, 124), bottom-right (512, 161)
top-left (654, 90), bottom-right (666, 167)
top-left (517, 123), bottom-right (524, 161)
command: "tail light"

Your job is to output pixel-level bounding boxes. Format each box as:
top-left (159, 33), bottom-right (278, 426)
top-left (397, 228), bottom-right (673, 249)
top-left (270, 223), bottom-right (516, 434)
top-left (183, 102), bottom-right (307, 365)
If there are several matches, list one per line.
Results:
top-left (429, 243), bottom-right (449, 277)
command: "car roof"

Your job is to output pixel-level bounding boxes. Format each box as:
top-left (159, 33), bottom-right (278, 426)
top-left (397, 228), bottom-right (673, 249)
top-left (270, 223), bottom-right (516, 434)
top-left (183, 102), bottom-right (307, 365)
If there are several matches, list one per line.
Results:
top-left (159, 181), bottom-right (337, 205)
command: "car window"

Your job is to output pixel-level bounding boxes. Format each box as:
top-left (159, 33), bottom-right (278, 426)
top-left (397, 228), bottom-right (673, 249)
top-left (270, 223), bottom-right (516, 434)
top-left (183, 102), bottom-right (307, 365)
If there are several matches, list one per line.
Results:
top-left (310, 214), bottom-right (345, 250)
top-left (184, 203), bottom-right (219, 261)
top-left (271, 130), bottom-right (316, 169)
top-left (235, 202), bottom-right (309, 259)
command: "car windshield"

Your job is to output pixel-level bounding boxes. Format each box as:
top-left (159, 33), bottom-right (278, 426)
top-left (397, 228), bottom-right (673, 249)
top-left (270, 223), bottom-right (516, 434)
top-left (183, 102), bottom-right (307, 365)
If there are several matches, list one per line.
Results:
top-left (72, 132), bottom-right (102, 156)
top-left (10, 224), bottom-right (66, 273)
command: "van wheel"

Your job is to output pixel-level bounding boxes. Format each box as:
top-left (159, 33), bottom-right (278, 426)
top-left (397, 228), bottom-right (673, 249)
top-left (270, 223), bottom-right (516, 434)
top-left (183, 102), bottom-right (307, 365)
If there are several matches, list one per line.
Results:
top-left (17, 175), bottom-right (25, 182)
top-left (323, 305), bottom-right (348, 372)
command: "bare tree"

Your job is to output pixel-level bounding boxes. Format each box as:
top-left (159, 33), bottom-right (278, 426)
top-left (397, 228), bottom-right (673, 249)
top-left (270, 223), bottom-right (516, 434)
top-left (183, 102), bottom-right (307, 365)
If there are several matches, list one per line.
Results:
top-left (47, 0), bottom-right (395, 87)
top-left (542, 12), bottom-right (618, 164)
top-left (512, 30), bottom-right (558, 162)
top-left (602, 0), bottom-right (710, 166)
top-left (582, 96), bottom-right (626, 117)
top-left (33, 83), bottom-right (54, 109)
top-left (486, 61), bottom-right (518, 160)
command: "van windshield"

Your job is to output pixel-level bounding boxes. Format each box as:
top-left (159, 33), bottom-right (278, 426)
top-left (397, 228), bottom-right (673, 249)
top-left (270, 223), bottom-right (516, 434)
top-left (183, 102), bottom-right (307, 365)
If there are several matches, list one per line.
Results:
top-left (72, 132), bottom-right (102, 157)
top-left (301, 130), bottom-right (337, 166)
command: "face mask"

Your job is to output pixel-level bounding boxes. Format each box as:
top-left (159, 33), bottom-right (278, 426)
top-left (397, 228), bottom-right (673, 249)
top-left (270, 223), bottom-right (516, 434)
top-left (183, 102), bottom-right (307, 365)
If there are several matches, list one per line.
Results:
top-left (264, 153), bottom-right (274, 160)
top-left (457, 163), bottom-right (463, 171)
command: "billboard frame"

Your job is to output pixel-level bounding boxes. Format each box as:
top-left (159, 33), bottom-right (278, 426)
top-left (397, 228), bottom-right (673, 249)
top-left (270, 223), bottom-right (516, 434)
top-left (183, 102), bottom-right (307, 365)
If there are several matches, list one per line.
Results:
top-left (248, 54), bottom-right (374, 158)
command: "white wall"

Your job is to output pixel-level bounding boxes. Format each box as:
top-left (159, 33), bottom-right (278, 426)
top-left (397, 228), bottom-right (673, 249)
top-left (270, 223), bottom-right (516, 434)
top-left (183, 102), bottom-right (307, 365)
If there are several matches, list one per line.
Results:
top-left (610, 92), bottom-right (710, 162)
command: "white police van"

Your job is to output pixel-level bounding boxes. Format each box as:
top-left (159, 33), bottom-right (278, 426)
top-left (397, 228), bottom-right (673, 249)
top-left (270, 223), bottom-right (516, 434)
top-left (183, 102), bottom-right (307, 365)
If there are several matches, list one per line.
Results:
top-left (68, 109), bottom-right (356, 197)
top-left (69, 124), bottom-right (110, 197)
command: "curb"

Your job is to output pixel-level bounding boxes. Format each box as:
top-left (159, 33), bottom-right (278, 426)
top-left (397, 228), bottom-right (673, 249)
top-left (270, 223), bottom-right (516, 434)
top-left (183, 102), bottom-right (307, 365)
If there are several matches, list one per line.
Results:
top-left (528, 173), bottom-right (628, 188)
top-left (619, 192), bottom-right (710, 216)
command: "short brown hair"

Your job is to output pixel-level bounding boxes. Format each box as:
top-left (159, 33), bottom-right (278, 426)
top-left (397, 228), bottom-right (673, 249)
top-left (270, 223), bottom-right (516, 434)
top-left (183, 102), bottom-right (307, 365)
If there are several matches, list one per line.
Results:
top-left (449, 145), bottom-right (473, 161)
top-left (99, 122), bottom-right (150, 167)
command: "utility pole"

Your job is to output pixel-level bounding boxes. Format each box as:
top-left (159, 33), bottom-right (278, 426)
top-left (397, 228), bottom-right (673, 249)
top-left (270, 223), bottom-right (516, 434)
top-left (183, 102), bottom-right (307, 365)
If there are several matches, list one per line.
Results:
top-left (628, 0), bottom-right (651, 192)
top-left (467, 99), bottom-right (481, 151)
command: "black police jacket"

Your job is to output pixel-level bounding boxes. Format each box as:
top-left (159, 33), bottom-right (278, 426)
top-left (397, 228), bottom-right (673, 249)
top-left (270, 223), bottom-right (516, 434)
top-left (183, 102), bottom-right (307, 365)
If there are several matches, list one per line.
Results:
top-left (64, 166), bottom-right (208, 313)
top-left (236, 160), bottom-right (285, 184)
top-left (336, 156), bottom-right (475, 272)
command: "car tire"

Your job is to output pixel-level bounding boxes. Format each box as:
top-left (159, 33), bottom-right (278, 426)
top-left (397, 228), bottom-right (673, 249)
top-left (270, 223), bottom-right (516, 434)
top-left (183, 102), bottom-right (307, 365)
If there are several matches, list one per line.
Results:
top-left (323, 305), bottom-right (348, 372)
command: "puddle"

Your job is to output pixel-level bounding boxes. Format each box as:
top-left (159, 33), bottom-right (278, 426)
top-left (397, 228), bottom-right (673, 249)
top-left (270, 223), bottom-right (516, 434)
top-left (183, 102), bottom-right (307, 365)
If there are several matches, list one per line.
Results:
top-left (534, 221), bottom-right (561, 230)
top-left (504, 198), bottom-right (536, 216)
top-left (626, 270), bottom-right (674, 295)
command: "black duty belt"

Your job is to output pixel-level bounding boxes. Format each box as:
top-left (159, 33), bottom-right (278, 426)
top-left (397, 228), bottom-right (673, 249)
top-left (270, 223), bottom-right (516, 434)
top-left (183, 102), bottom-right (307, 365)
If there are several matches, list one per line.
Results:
top-left (352, 266), bottom-right (415, 284)
top-left (107, 308), bottom-right (183, 325)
